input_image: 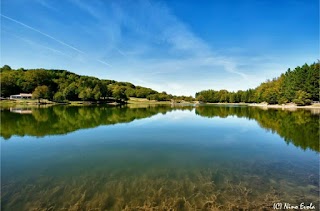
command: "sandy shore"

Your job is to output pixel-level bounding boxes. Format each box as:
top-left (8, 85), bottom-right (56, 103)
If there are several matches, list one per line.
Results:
top-left (248, 103), bottom-right (320, 109)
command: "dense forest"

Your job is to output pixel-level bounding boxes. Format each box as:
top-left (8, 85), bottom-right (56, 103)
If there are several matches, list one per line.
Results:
top-left (196, 62), bottom-right (319, 105)
top-left (0, 65), bottom-right (193, 103)
top-left (0, 62), bottom-right (319, 104)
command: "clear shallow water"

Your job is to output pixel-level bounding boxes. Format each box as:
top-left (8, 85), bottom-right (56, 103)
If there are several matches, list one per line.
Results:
top-left (1, 105), bottom-right (319, 210)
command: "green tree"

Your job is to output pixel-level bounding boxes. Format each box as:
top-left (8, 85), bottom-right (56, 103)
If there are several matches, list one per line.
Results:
top-left (53, 91), bottom-right (65, 102)
top-left (112, 86), bottom-right (128, 102)
top-left (63, 83), bottom-right (78, 100)
top-left (23, 70), bottom-right (52, 93)
top-left (293, 90), bottom-right (312, 106)
top-left (0, 71), bottom-right (20, 97)
top-left (93, 85), bottom-right (102, 101)
top-left (229, 93), bottom-right (235, 103)
top-left (0, 65), bottom-right (12, 72)
top-left (78, 88), bottom-right (93, 101)
top-left (32, 85), bottom-right (49, 103)
top-left (277, 97), bottom-right (288, 105)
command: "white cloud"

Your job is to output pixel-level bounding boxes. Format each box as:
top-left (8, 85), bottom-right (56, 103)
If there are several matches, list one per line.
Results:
top-left (4, 0), bottom-right (307, 96)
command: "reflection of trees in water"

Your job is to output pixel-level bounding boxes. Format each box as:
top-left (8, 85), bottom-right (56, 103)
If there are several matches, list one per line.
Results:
top-left (195, 106), bottom-right (319, 152)
top-left (1, 105), bottom-right (318, 152)
top-left (0, 105), bottom-right (192, 139)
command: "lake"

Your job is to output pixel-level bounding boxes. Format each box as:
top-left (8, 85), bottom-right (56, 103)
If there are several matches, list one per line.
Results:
top-left (1, 105), bottom-right (319, 210)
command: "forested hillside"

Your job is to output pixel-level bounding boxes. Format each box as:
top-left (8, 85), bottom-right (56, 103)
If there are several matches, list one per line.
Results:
top-left (1, 62), bottom-right (318, 104)
top-left (0, 65), bottom-right (193, 102)
top-left (196, 62), bottom-right (319, 105)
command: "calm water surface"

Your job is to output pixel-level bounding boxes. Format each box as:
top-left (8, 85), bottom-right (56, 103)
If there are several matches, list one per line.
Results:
top-left (1, 105), bottom-right (319, 210)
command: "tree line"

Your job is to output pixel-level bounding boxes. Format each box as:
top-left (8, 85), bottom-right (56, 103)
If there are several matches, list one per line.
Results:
top-left (196, 62), bottom-right (319, 105)
top-left (0, 65), bottom-right (194, 103)
top-left (1, 62), bottom-right (318, 104)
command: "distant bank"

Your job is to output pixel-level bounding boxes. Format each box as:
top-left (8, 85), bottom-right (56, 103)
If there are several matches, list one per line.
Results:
top-left (1, 62), bottom-right (318, 106)
top-left (248, 102), bottom-right (320, 109)
top-left (2, 98), bottom-right (320, 111)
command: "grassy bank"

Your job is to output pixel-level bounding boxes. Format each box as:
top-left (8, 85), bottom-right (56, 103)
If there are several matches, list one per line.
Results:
top-left (0, 99), bottom-right (56, 106)
top-left (0, 99), bottom-right (122, 108)
top-left (200, 102), bottom-right (248, 105)
top-left (3, 99), bottom-right (319, 110)
top-left (128, 97), bottom-right (171, 105)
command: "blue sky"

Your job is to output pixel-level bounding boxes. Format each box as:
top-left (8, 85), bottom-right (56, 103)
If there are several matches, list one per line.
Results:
top-left (1, 0), bottom-right (318, 96)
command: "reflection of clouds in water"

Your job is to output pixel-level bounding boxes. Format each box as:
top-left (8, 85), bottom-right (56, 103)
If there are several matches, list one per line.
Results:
top-left (130, 109), bottom-right (195, 126)
top-left (129, 112), bottom-right (166, 126)
top-left (163, 109), bottom-right (196, 120)
top-left (199, 115), bottom-right (258, 129)
top-left (2, 105), bottom-right (318, 152)
top-left (132, 109), bottom-right (265, 131)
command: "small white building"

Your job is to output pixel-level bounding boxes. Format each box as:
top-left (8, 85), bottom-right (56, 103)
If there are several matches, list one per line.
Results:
top-left (10, 108), bottom-right (33, 114)
top-left (10, 93), bottom-right (32, 99)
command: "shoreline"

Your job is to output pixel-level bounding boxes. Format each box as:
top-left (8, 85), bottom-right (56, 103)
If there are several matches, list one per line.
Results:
top-left (248, 103), bottom-right (320, 109)
top-left (0, 99), bottom-right (127, 106)
top-left (195, 102), bottom-right (320, 109)
top-left (2, 99), bottom-right (320, 110)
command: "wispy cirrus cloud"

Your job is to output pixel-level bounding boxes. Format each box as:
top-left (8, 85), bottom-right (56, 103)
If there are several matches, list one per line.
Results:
top-left (1, 14), bottom-right (85, 54)
top-left (66, 0), bottom-right (252, 94)
top-left (3, 0), bottom-right (314, 95)
top-left (0, 14), bottom-right (112, 67)
top-left (2, 30), bottom-right (71, 58)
